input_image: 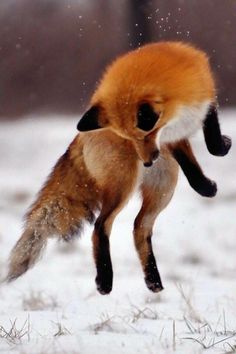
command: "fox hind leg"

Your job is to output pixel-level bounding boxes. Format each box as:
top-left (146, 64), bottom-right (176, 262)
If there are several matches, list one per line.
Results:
top-left (134, 208), bottom-right (163, 292)
top-left (92, 193), bottom-right (126, 295)
top-left (133, 192), bottom-right (171, 293)
top-left (93, 217), bottom-right (113, 295)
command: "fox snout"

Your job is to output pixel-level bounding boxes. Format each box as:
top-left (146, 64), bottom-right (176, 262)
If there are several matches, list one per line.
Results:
top-left (133, 137), bottom-right (160, 167)
top-left (143, 149), bottom-right (160, 167)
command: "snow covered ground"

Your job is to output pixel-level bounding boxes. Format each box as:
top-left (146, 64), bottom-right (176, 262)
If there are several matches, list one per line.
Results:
top-left (0, 111), bottom-right (235, 354)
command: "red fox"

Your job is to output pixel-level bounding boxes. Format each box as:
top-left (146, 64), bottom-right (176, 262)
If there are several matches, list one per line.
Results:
top-left (7, 42), bottom-right (231, 294)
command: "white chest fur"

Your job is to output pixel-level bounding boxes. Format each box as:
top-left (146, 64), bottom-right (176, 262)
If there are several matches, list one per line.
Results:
top-left (156, 101), bottom-right (210, 148)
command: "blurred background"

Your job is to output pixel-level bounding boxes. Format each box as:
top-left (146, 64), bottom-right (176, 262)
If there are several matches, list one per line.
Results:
top-left (0, 0), bottom-right (235, 119)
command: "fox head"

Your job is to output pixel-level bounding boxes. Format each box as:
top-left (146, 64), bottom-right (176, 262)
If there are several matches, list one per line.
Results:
top-left (77, 41), bottom-right (216, 166)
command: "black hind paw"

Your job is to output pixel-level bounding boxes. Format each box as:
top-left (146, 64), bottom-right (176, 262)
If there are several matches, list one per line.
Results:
top-left (95, 273), bottom-right (113, 295)
top-left (145, 279), bottom-right (164, 293)
top-left (145, 274), bottom-right (164, 293)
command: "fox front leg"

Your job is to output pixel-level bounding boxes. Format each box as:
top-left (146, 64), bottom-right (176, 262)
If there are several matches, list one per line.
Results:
top-left (203, 106), bottom-right (232, 156)
top-left (169, 139), bottom-right (217, 198)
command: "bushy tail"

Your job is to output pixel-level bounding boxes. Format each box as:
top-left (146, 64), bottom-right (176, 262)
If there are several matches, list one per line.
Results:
top-left (7, 228), bottom-right (46, 282)
top-left (6, 137), bottom-right (100, 282)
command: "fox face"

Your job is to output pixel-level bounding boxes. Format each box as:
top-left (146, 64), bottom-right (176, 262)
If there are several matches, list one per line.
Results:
top-left (77, 102), bottom-right (161, 166)
top-left (77, 41), bottom-right (216, 166)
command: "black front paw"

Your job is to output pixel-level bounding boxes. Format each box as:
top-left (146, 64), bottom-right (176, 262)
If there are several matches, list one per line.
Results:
top-left (196, 179), bottom-right (217, 198)
top-left (219, 135), bottom-right (232, 156)
top-left (207, 135), bottom-right (232, 156)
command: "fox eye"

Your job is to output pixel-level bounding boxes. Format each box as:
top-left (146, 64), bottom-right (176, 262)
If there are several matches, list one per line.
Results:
top-left (137, 103), bottom-right (159, 131)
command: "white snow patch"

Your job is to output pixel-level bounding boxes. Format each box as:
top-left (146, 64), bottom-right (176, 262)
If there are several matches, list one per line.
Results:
top-left (0, 111), bottom-right (235, 353)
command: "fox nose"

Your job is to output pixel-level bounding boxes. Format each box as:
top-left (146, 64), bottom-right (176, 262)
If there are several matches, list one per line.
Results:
top-left (144, 161), bottom-right (153, 167)
top-left (143, 149), bottom-right (159, 167)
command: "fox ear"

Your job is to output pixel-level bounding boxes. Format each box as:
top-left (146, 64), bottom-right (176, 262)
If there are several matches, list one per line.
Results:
top-left (77, 106), bottom-right (103, 131)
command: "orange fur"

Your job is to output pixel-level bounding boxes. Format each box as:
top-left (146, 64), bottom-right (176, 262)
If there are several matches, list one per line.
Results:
top-left (93, 43), bottom-right (215, 131)
top-left (7, 41), bottom-right (220, 293)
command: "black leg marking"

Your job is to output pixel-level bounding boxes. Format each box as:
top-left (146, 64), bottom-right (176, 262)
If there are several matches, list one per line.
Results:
top-left (203, 106), bottom-right (232, 156)
top-left (144, 237), bottom-right (163, 292)
top-left (94, 222), bottom-right (113, 295)
top-left (172, 148), bottom-right (217, 197)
